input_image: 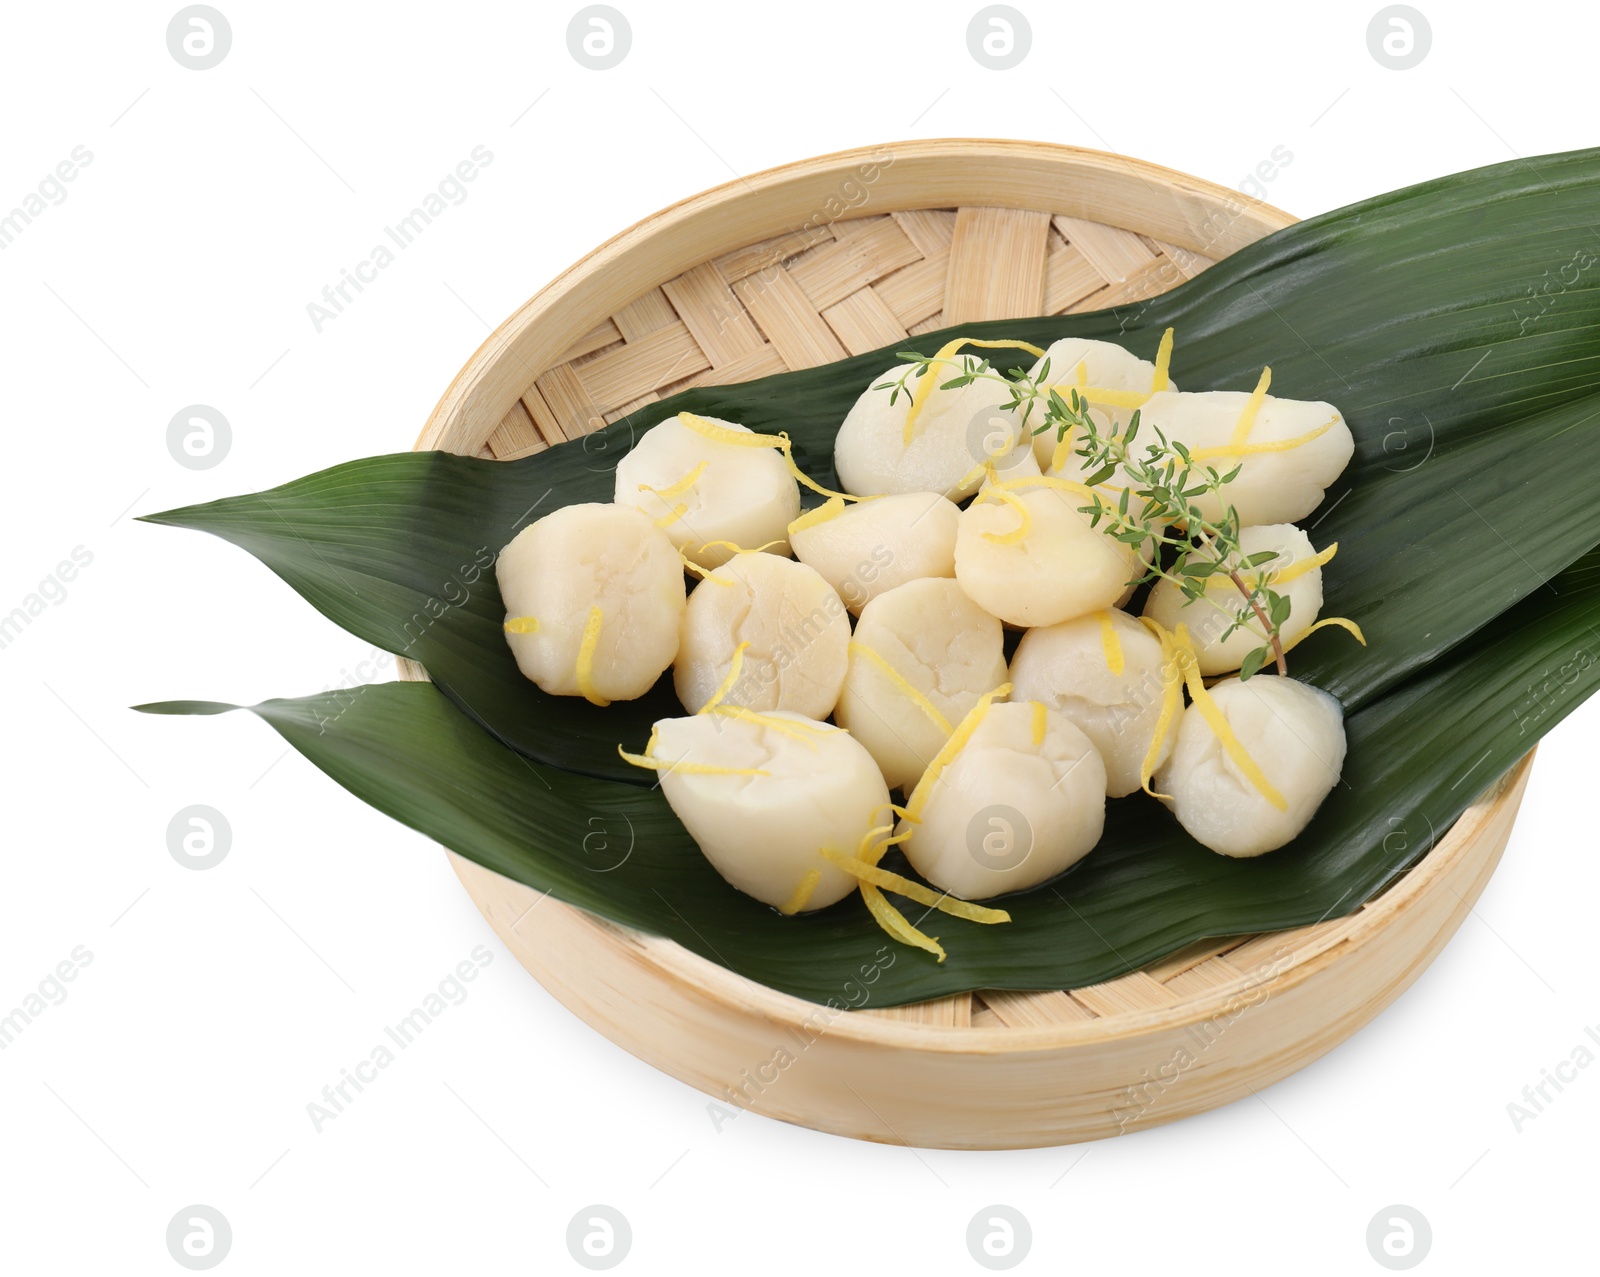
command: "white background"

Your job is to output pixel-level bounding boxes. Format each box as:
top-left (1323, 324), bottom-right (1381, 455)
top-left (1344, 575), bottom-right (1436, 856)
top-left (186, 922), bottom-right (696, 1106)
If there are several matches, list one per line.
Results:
top-left (2, 1), bottom-right (1597, 1272)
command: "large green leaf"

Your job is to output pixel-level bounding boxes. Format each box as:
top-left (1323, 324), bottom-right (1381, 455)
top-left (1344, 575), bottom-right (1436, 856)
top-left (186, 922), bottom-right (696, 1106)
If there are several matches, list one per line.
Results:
top-left (142, 147), bottom-right (1600, 783)
top-left (135, 542), bottom-right (1600, 1006)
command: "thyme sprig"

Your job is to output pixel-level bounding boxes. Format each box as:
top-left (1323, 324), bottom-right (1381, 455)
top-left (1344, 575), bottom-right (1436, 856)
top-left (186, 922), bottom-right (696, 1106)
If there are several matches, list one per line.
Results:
top-left (874, 351), bottom-right (1290, 678)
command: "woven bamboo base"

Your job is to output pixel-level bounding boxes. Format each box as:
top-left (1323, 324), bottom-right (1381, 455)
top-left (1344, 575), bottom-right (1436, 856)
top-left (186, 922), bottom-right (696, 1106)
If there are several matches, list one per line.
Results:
top-left (406, 140), bottom-right (1531, 1147)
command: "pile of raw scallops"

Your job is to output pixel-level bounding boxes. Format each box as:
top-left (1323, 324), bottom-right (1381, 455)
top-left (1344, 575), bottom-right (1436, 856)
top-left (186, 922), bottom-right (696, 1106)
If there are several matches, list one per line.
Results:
top-left (495, 335), bottom-right (1358, 959)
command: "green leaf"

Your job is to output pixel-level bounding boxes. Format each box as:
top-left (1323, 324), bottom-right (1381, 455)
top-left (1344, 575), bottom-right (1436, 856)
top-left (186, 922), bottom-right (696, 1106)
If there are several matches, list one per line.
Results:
top-left (1238, 647), bottom-right (1270, 681)
top-left (134, 541), bottom-right (1600, 1006)
top-left (1268, 590), bottom-right (1294, 628)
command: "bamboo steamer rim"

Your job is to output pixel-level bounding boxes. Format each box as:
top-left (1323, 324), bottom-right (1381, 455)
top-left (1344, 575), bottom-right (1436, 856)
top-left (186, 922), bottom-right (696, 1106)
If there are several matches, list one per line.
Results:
top-left (401, 139), bottom-right (1529, 1141)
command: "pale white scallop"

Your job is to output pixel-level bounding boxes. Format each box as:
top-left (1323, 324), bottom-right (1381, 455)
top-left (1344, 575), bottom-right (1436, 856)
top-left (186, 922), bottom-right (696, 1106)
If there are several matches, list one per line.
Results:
top-left (652, 711), bottom-right (891, 912)
top-left (614, 413), bottom-right (800, 569)
top-left (833, 578), bottom-right (1009, 791)
top-left (1155, 675), bottom-right (1346, 857)
top-left (496, 503), bottom-right (685, 702)
top-left (834, 355), bottom-right (1028, 500)
top-left (1143, 524), bottom-right (1325, 676)
top-left (1023, 337), bottom-right (1175, 480)
top-left (895, 701), bottom-right (1107, 899)
top-left (1009, 609), bottom-right (1174, 797)
top-left (954, 479), bottom-right (1152, 628)
top-left (1136, 389), bottom-right (1354, 525)
top-left (674, 551), bottom-right (850, 718)
top-left (788, 492), bottom-right (959, 616)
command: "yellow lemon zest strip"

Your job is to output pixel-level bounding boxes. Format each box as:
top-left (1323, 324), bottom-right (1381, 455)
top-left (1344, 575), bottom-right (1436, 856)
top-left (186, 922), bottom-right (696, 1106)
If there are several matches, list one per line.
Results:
top-left (902, 339), bottom-right (976, 445)
top-left (900, 338), bottom-right (1047, 444)
top-left (781, 444), bottom-right (855, 501)
top-left (788, 495), bottom-right (848, 536)
top-left (1226, 366), bottom-right (1273, 448)
top-left (1030, 700), bottom-right (1048, 745)
top-left (1173, 624), bottom-right (1287, 811)
top-left (676, 411), bottom-right (783, 449)
top-left (710, 705), bottom-right (830, 749)
top-left (1267, 540), bottom-right (1338, 586)
top-left (1047, 361), bottom-right (1090, 472)
top-left (955, 461), bottom-right (987, 490)
top-left (1097, 610), bottom-right (1125, 675)
top-left (955, 453), bottom-right (1027, 491)
top-left (848, 640), bottom-right (953, 735)
top-left (503, 616), bottom-right (539, 635)
top-left (985, 474), bottom-right (1099, 501)
top-left (970, 337), bottom-right (1047, 356)
top-left (852, 825), bottom-right (948, 959)
top-left (698, 641), bottom-right (749, 714)
top-left (675, 411), bottom-right (858, 503)
top-left (714, 704), bottom-right (836, 736)
top-left (1136, 619), bottom-right (1183, 800)
top-left (697, 538), bottom-right (787, 558)
top-left (820, 848), bottom-right (1012, 924)
top-left (1202, 540), bottom-right (1338, 593)
top-left (679, 553), bottom-right (728, 582)
top-left (1282, 616), bottom-right (1367, 653)
top-left (1190, 416), bottom-right (1336, 463)
top-left (858, 822), bottom-right (910, 865)
top-left (904, 683), bottom-right (1012, 824)
top-left (778, 869), bottom-right (821, 916)
top-left (575, 606), bottom-right (609, 706)
top-left (861, 883), bottom-right (945, 961)
top-left (653, 503), bottom-right (688, 528)
top-left (639, 459), bottom-right (707, 501)
top-left (615, 745), bottom-right (770, 778)
top-left (1151, 327), bottom-right (1175, 392)
top-left (982, 486), bottom-right (1033, 545)
top-left (1042, 362), bottom-right (1159, 412)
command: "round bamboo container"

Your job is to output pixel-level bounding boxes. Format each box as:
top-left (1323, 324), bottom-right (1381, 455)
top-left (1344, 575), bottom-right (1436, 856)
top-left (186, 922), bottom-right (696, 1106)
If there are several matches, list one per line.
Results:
top-left (409, 140), bottom-right (1532, 1149)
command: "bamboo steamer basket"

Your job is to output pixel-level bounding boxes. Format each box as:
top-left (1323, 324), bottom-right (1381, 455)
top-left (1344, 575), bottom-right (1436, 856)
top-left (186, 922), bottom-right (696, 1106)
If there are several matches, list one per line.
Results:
top-left (406, 140), bottom-right (1532, 1149)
